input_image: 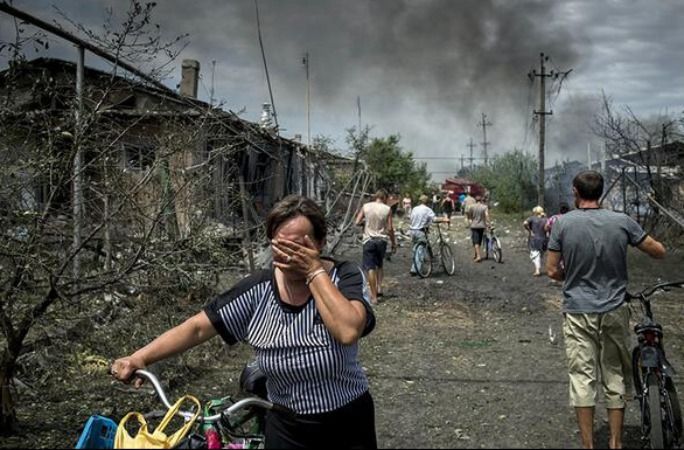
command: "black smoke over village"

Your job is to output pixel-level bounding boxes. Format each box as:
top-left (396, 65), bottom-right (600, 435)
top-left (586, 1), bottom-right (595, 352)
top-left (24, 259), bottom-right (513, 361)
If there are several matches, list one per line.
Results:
top-left (4, 0), bottom-right (678, 173)
top-left (201, 0), bottom-right (591, 169)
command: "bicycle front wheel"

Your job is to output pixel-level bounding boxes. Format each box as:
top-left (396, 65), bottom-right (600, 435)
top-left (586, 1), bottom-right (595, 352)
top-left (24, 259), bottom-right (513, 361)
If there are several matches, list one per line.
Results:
top-left (414, 243), bottom-right (433, 278)
top-left (665, 377), bottom-right (682, 447)
top-left (439, 242), bottom-right (456, 275)
top-left (647, 373), bottom-right (665, 449)
top-left (492, 238), bottom-right (503, 263)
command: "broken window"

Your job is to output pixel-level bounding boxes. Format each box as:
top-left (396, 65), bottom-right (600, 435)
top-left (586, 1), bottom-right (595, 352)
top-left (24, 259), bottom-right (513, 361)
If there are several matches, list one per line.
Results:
top-left (123, 143), bottom-right (155, 171)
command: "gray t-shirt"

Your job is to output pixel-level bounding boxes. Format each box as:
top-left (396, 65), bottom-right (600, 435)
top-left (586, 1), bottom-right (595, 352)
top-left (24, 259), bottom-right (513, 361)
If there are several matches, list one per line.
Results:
top-left (468, 203), bottom-right (488, 229)
top-left (548, 208), bottom-right (647, 314)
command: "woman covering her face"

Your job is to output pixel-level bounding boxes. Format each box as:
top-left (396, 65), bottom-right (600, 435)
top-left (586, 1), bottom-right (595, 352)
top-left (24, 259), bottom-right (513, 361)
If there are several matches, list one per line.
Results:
top-left (111, 195), bottom-right (377, 449)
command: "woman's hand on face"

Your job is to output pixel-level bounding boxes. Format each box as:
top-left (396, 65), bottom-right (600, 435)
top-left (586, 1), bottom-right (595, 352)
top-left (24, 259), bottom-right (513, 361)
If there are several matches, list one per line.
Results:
top-left (110, 355), bottom-right (146, 388)
top-left (272, 235), bottom-right (323, 277)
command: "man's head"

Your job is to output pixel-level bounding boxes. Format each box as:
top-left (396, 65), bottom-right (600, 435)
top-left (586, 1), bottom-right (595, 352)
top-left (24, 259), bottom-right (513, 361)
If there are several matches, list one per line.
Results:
top-left (374, 190), bottom-right (387, 202)
top-left (419, 194), bottom-right (429, 205)
top-left (475, 195), bottom-right (482, 202)
top-left (572, 170), bottom-right (604, 205)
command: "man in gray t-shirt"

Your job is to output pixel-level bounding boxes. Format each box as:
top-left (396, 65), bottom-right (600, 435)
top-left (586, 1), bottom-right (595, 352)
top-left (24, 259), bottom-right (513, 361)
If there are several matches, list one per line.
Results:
top-left (466, 196), bottom-right (490, 262)
top-left (548, 208), bottom-right (645, 313)
top-left (546, 170), bottom-right (666, 450)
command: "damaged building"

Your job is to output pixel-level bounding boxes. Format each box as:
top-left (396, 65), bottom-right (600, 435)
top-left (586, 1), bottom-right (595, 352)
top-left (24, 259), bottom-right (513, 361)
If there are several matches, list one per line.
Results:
top-left (544, 142), bottom-right (683, 228)
top-left (0, 57), bottom-right (343, 244)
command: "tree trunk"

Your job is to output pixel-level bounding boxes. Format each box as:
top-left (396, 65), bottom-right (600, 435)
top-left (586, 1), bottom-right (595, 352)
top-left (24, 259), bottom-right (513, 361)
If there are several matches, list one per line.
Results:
top-left (0, 352), bottom-right (17, 435)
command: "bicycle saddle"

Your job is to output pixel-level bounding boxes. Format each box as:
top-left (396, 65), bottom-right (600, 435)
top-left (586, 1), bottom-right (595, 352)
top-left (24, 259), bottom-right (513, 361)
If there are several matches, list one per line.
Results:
top-left (239, 359), bottom-right (268, 399)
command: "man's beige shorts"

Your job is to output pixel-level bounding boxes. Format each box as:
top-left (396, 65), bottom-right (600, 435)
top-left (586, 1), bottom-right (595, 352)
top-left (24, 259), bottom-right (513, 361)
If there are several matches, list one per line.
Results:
top-left (563, 304), bottom-right (633, 408)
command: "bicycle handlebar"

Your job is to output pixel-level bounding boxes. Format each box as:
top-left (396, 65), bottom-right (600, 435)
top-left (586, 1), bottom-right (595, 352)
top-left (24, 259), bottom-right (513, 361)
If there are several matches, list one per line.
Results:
top-left (134, 369), bottom-right (283, 423)
top-left (626, 281), bottom-right (684, 301)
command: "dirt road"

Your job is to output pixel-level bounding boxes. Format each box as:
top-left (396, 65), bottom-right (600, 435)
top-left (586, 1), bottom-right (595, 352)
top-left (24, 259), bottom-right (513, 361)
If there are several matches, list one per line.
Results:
top-left (339, 215), bottom-right (684, 448)
top-left (1, 214), bottom-right (683, 449)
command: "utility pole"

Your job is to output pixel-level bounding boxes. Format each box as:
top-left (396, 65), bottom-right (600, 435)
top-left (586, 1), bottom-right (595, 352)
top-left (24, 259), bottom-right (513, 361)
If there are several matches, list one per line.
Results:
top-left (466, 138), bottom-right (476, 169)
top-left (586, 142), bottom-right (592, 170)
top-left (357, 96), bottom-right (362, 132)
top-left (352, 96), bottom-right (362, 174)
top-left (209, 60), bottom-right (216, 106)
top-left (460, 154), bottom-right (465, 170)
top-left (477, 113), bottom-right (492, 166)
top-left (73, 45), bottom-right (84, 279)
top-left (303, 52), bottom-right (311, 146)
top-left (254, 0), bottom-right (279, 133)
top-left (528, 52), bottom-right (568, 208)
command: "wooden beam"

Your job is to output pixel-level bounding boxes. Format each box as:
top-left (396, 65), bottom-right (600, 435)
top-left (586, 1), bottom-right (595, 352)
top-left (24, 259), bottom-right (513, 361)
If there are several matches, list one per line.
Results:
top-left (0, 1), bottom-right (173, 93)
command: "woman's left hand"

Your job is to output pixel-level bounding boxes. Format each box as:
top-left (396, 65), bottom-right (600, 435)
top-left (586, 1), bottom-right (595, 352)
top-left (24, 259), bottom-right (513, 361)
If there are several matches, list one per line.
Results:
top-left (272, 235), bottom-right (323, 277)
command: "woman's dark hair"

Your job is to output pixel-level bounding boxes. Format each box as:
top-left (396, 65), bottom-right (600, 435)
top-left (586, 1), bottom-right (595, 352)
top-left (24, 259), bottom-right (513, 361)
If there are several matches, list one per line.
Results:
top-left (559, 203), bottom-right (570, 214)
top-left (266, 195), bottom-right (327, 242)
top-left (573, 170), bottom-right (604, 201)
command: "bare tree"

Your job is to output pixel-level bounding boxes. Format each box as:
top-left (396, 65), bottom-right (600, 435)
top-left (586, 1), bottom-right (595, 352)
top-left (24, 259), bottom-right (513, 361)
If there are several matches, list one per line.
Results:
top-left (0, 2), bottom-right (245, 431)
top-left (593, 92), bottom-right (684, 234)
top-left (594, 92), bottom-right (683, 200)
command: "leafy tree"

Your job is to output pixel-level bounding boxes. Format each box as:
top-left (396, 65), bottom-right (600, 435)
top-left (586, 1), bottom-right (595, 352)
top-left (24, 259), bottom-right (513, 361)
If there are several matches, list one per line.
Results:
top-left (469, 150), bottom-right (537, 213)
top-left (346, 129), bottom-right (430, 197)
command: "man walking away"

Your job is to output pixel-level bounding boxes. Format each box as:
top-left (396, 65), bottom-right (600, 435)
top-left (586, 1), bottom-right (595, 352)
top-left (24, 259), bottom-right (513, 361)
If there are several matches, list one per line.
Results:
top-left (466, 195), bottom-right (490, 262)
top-left (461, 192), bottom-right (476, 216)
top-left (356, 190), bottom-right (396, 304)
top-left (546, 170), bottom-right (666, 449)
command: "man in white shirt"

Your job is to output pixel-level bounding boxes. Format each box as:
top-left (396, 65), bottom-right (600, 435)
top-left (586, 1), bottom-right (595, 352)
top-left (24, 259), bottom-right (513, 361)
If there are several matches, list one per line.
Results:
top-left (355, 190), bottom-right (396, 304)
top-left (409, 194), bottom-right (450, 275)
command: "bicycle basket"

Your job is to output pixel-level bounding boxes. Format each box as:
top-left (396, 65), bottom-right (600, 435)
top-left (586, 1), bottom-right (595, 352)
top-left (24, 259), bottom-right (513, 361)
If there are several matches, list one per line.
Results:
top-left (76, 415), bottom-right (118, 449)
top-left (114, 395), bottom-right (201, 449)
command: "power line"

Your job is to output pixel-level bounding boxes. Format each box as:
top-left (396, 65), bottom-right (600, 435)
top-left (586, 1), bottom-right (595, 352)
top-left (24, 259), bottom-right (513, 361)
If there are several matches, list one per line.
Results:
top-left (414, 156), bottom-right (485, 160)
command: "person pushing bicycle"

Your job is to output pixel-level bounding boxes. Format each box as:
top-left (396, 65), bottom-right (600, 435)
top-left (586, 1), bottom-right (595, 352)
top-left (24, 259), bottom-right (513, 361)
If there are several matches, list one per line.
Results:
top-left (466, 195), bottom-right (490, 263)
top-left (111, 195), bottom-right (378, 449)
top-left (546, 170), bottom-right (666, 449)
top-left (408, 194), bottom-right (450, 276)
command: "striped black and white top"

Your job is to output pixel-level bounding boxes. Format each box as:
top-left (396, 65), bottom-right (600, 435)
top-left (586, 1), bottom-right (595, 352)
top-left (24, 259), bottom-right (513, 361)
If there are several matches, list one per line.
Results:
top-left (204, 260), bottom-right (375, 415)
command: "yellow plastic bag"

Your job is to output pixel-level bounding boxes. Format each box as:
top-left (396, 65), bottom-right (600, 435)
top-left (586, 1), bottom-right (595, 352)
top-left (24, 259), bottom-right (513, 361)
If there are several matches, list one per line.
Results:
top-left (114, 395), bottom-right (201, 449)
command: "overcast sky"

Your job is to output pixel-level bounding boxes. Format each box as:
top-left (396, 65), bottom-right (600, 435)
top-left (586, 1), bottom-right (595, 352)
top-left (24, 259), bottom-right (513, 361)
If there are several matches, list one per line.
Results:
top-left (2, 0), bottom-right (683, 179)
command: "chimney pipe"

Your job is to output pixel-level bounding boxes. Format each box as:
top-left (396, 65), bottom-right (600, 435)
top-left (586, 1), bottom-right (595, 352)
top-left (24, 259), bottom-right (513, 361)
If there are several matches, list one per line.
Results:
top-left (180, 59), bottom-right (200, 98)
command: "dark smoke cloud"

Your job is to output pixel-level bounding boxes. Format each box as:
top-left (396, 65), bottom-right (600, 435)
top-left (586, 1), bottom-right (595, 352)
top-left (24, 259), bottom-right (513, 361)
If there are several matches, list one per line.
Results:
top-left (2, 0), bottom-right (682, 178)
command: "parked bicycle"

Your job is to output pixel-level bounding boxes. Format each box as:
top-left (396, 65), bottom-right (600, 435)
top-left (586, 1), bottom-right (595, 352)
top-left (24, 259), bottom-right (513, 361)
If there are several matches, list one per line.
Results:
top-left (627, 280), bottom-right (684, 449)
top-left (116, 367), bottom-right (287, 449)
top-left (413, 223), bottom-right (456, 278)
top-left (483, 226), bottom-right (503, 263)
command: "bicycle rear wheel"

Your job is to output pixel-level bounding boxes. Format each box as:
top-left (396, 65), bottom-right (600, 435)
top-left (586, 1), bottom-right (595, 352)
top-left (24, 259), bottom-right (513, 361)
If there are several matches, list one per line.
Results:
top-left (632, 348), bottom-right (644, 406)
top-left (414, 243), bottom-right (432, 278)
top-left (492, 238), bottom-right (503, 263)
top-left (647, 373), bottom-right (665, 449)
top-left (439, 242), bottom-right (456, 276)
